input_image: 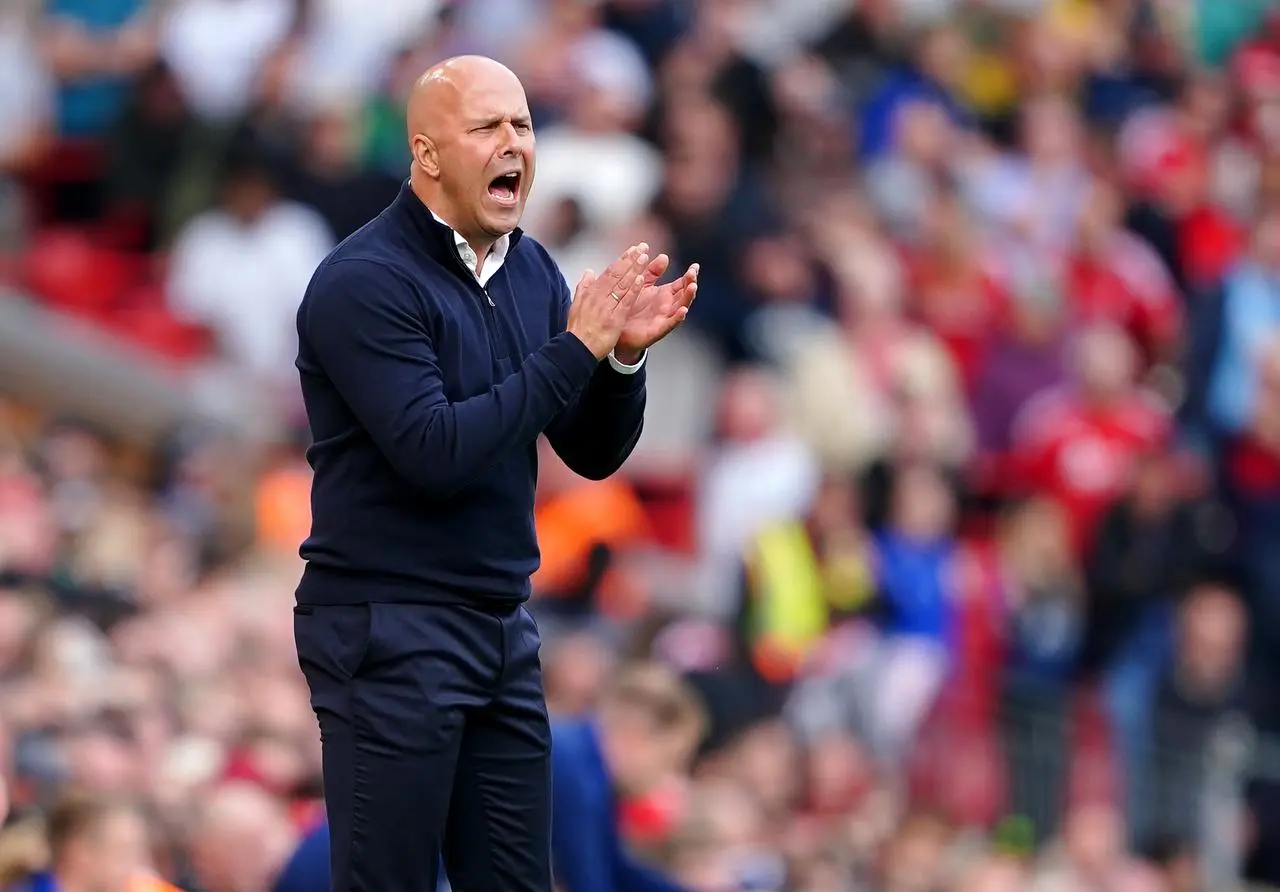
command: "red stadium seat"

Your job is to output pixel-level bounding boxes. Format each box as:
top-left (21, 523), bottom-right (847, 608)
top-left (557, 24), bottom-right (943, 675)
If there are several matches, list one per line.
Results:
top-left (633, 474), bottom-right (697, 554)
top-left (118, 281), bottom-right (170, 312)
top-left (106, 305), bottom-right (213, 364)
top-left (21, 228), bottom-right (135, 319)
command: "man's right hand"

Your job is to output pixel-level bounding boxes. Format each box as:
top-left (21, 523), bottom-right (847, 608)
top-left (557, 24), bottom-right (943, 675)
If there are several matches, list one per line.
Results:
top-left (566, 244), bottom-right (650, 360)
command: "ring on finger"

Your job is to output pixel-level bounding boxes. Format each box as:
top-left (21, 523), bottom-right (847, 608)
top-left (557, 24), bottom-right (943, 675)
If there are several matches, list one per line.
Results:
top-left (610, 291), bottom-right (622, 302)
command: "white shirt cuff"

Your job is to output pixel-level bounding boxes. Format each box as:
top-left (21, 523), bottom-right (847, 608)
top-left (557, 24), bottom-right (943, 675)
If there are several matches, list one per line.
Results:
top-left (607, 349), bottom-right (646, 375)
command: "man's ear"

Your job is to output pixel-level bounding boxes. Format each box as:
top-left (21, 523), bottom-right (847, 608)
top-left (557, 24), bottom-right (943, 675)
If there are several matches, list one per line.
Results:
top-left (412, 134), bottom-right (440, 178)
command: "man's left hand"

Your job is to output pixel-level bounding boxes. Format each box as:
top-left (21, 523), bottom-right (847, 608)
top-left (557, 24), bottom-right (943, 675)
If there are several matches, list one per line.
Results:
top-left (613, 254), bottom-right (698, 363)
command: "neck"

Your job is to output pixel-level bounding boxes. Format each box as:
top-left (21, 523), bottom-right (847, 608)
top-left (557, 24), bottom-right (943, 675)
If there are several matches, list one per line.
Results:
top-left (409, 175), bottom-right (496, 271)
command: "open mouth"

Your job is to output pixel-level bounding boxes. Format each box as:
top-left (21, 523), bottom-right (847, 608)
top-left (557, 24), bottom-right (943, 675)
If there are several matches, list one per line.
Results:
top-left (487, 171), bottom-right (521, 205)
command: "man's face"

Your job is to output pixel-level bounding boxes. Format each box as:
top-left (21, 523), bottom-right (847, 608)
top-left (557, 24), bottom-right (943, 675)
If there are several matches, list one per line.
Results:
top-left (602, 709), bottom-right (687, 796)
top-left (223, 173), bottom-right (274, 225)
top-left (428, 70), bottom-right (536, 240)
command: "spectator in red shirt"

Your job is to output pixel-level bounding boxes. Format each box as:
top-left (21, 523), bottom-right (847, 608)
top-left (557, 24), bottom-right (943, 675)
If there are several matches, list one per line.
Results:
top-left (1124, 132), bottom-right (1245, 290)
top-left (1010, 323), bottom-right (1171, 553)
top-left (1165, 147), bottom-right (1247, 287)
top-left (1067, 179), bottom-right (1182, 364)
top-left (908, 183), bottom-right (1011, 391)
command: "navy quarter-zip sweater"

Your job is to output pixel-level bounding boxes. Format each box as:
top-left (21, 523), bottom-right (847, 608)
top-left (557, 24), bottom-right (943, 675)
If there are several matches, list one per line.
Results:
top-left (294, 182), bottom-right (646, 607)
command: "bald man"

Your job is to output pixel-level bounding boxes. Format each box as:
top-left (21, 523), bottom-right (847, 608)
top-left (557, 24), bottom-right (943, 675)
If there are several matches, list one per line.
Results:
top-left (189, 783), bottom-right (299, 892)
top-left (292, 56), bottom-right (697, 892)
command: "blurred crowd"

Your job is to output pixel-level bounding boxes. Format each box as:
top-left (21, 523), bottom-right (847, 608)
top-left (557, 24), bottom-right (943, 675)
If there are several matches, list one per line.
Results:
top-left (2, 0), bottom-right (1280, 890)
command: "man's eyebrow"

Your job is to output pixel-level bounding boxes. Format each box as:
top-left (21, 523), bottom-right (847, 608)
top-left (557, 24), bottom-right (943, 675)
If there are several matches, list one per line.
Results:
top-left (471, 113), bottom-right (533, 127)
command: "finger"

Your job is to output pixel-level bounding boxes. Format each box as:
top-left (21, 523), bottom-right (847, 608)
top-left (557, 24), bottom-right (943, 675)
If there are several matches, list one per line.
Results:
top-left (642, 253), bottom-right (670, 286)
top-left (657, 283), bottom-right (695, 318)
top-left (678, 280), bottom-right (698, 309)
top-left (601, 248), bottom-right (647, 301)
top-left (575, 269), bottom-right (595, 300)
top-left (614, 271), bottom-right (647, 316)
top-left (660, 265), bottom-right (698, 314)
top-left (643, 305), bottom-right (691, 345)
top-left (607, 250), bottom-right (648, 307)
top-left (590, 249), bottom-right (635, 298)
top-left (677, 264), bottom-right (700, 308)
top-left (665, 264), bottom-right (697, 310)
top-left (604, 243), bottom-right (648, 288)
top-left (601, 245), bottom-right (639, 282)
top-left (683, 263), bottom-right (700, 290)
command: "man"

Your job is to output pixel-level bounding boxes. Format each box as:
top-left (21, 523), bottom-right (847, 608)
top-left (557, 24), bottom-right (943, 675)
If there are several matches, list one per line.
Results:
top-left (292, 54), bottom-right (698, 892)
top-left (187, 782), bottom-right (299, 892)
top-left (551, 663), bottom-right (706, 892)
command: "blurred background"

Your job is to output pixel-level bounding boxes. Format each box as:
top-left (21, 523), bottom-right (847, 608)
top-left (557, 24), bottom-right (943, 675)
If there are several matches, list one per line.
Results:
top-left (0, 0), bottom-right (1279, 889)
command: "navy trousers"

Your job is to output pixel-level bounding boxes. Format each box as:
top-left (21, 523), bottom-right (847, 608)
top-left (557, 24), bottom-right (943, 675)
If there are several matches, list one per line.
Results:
top-left (294, 600), bottom-right (553, 892)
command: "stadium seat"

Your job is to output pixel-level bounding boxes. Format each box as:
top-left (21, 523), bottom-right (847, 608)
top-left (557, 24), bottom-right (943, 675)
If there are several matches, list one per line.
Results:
top-left (21, 228), bottom-right (135, 319)
top-left (118, 281), bottom-right (170, 312)
top-left (633, 474), bottom-right (697, 554)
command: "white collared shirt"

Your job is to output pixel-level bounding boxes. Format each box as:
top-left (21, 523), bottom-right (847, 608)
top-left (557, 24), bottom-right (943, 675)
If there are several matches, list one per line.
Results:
top-left (432, 212), bottom-right (645, 375)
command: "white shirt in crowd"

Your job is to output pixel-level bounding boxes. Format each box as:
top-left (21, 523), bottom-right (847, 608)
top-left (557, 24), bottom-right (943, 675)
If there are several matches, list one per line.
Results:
top-left (521, 30), bottom-right (661, 246)
top-left (697, 434), bottom-right (821, 612)
top-left (287, 0), bottom-right (441, 111)
top-left (522, 128), bottom-right (663, 247)
top-left (0, 13), bottom-right (52, 164)
top-left (160, 0), bottom-right (295, 121)
top-left (167, 201), bottom-right (334, 384)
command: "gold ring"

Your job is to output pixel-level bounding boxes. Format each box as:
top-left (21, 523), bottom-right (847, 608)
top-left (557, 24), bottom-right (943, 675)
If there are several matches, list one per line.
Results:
top-left (610, 292), bottom-right (621, 302)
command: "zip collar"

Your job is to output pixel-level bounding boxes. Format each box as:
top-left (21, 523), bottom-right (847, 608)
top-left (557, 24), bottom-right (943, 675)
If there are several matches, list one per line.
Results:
top-left (390, 180), bottom-right (525, 283)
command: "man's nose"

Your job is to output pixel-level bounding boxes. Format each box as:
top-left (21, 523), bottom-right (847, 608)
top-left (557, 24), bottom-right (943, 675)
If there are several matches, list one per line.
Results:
top-left (498, 123), bottom-right (524, 155)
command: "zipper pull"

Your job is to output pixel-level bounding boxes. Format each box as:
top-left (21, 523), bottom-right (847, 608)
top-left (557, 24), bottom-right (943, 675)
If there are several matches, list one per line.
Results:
top-left (484, 289), bottom-right (495, 307)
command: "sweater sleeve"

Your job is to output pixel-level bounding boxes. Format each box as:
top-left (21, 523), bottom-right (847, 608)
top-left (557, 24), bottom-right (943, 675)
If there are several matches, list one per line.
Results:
top-left (302, 258), bottom-right (600, 498)
top-left (544, 274), bottom-right (647, 480)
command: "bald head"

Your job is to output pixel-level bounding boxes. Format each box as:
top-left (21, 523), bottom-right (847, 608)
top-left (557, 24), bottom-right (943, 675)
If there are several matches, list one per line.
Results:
top-left (406, 56), bottom-right (535, 252)
top-left (190, 783), bottom-right (297, 892)
top-left (407, 55), bottom-right (521, 141)
top-left (194, 781), bottom-right (291, 839)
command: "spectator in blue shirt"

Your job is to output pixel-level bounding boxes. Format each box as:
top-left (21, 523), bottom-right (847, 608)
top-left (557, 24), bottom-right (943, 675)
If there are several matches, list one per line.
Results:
top-left (1208, 212), bottom-right (1280, 437)
top-left (38, 0), bottom-right (155, 138)
top-left (272, 820), bottom-right (328, 892)
top-left (551, 663), bottom-right (707, 892)
top-left (273, 821), bottom-right (452, 892)
top-left (858, 23), bottom-right (972, 160)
